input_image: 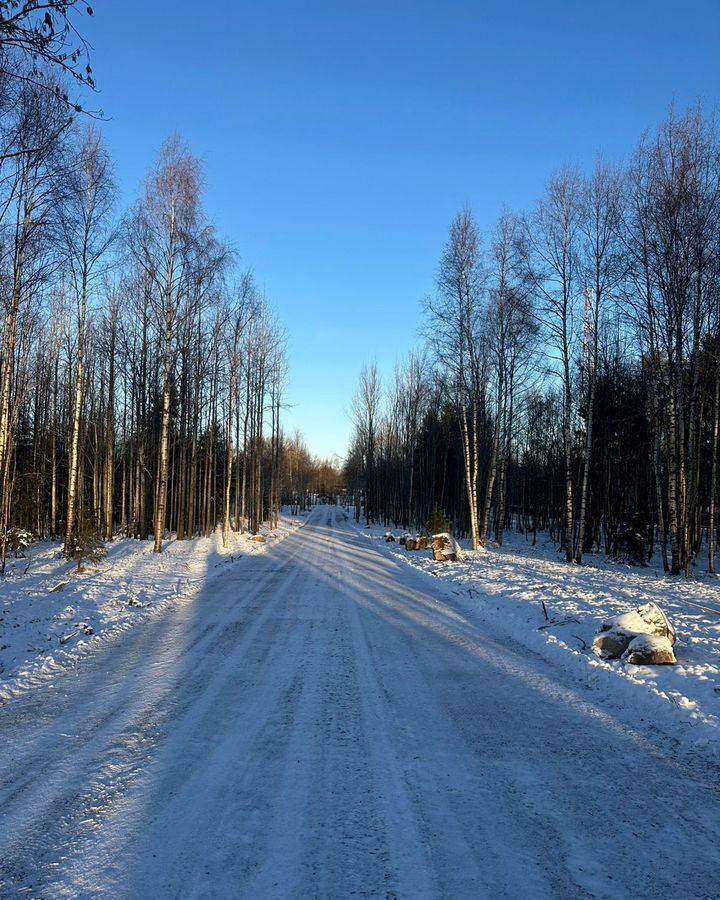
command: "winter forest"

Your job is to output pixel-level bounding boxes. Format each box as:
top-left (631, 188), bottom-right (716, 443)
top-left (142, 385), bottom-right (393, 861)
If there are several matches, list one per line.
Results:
top-left (0, 5), bottom-right (339, 575)
top-left (3, 4), bottom-right (719, 581)
top-left (2, 4), bottom-right (720, 899)
top-left (346, 107), bottom-right (720, 578)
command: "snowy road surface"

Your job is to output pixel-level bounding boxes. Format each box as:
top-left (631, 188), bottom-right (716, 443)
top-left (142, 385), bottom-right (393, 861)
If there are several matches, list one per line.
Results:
top-left (1, 507), bottom-right (718, 899)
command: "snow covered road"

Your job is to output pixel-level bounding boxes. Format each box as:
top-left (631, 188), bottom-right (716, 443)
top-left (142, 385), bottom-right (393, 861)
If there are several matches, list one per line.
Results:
top-left (1, 506), bottom-right (718, 899)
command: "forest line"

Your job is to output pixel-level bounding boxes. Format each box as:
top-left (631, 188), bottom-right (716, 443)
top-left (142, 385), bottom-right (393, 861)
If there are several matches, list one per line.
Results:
top-left (0, 60), bottom-right (337, 573)
top-left (346, 105), bottom-right (720, 577)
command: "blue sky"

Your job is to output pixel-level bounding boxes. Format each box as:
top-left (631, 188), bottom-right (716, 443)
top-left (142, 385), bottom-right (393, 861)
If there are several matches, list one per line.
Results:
top-left (85, 0), bottom-right (719, 461)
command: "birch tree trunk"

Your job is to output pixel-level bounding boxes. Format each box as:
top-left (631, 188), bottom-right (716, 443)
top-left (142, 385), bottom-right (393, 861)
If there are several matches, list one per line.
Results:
top-left (223, 359), bottom-right (236, 548)
top-left (103, 303), bottom-right (117, 540)
top-left (65, 301), bottom-right (87, 550)
top-left (154, 320), bottom-right (173, 552)
top-left (708, 373), bottom-right (719, 574)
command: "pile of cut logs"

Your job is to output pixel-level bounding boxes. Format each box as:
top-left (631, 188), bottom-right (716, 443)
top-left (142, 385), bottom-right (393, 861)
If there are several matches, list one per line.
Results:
top-left (396, 532), bottom-right (462, 562)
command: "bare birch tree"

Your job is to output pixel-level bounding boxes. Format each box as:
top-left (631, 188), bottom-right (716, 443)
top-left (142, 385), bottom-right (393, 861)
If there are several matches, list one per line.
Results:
top-left (522, 168), bottom-right (582, 562)
top-left (574, 161), bottom-right (624, 563)
top-left (62, 125), bottom-right (115, 552)
top-left (428, 209), bottom-right (486, 548)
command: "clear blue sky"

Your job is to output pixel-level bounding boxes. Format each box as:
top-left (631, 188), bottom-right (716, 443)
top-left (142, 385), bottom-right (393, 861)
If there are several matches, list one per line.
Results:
top-left (86, 0), bottom-right (719, 461)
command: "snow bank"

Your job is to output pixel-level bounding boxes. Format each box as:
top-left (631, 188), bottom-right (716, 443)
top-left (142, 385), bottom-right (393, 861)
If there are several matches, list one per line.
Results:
top-left (0, 512), bottom-right (304, 703)
top-left (357, 519), bottom-right (720, 759)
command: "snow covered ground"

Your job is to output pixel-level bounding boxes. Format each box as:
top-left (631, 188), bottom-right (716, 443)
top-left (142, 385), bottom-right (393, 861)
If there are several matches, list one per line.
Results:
top-left (0, 506), bottom-right (718, 898)
top-left (0, 511), bottom-right (306, 702)
top-left (366, 523), bottom-right (720, 760)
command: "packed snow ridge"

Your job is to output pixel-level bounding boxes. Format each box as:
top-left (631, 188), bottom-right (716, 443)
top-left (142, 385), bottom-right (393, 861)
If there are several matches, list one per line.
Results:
top-left (371, 522), bottom-right (720, 759)
top-left (0, 513), bottom-right (306, 702)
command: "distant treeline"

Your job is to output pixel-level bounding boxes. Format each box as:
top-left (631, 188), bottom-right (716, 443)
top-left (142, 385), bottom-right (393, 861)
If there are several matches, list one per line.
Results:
top-left (346, 105), bottom-right (720, 576)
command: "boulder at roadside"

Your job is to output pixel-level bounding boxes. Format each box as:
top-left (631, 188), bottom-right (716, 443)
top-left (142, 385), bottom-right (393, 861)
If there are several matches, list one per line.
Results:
top-left (621, 634), bottom-right (677, 665)
top-left (593, 601), bottom-right (677, 664)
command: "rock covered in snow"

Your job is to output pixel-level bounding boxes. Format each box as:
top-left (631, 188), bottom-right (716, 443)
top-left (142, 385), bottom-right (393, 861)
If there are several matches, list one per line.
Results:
top-left (416, 535), bottom-right (429, 550)
top-left (593, 601), bottom-right (677, 662)
top-left (601, 602), bottom-right (676, 646)
top-left (621, 634), bottom-right (677, 666)
top-left (405, 537), bottom-right (417, 551)
top-left (385, 532), bottom-right (396, 542)
top-left (592, 629), bottom-right (633, 658)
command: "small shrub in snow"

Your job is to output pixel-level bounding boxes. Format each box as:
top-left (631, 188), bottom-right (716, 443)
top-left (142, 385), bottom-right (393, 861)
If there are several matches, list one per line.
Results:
top-left (64, 527), bottom-right (107, 573)
top-left (426, 503), bottom-right (449, 536)
top-left (6, 528), bottom-right (35, 557)
top-left (612, 518), bottom-right (648, 565)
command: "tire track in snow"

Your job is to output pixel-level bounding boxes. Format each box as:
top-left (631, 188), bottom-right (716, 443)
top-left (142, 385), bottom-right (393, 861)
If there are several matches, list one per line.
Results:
top-left (1, 506), bottom-right (719, 899)
top-left (0, 513), bottom-right (322, 898)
